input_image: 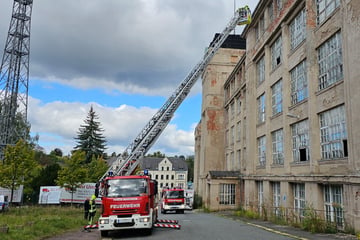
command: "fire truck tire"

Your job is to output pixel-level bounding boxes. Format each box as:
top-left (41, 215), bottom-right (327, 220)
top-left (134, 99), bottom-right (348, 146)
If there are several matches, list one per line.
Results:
top-left (100, 230), bottom-right (109, 237)
top-left (143, 228), bottom-right (153, 235)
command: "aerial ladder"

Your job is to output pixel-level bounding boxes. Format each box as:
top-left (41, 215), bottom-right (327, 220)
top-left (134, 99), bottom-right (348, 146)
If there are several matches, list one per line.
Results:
top-left (98, 6), bottom-right (251, 185)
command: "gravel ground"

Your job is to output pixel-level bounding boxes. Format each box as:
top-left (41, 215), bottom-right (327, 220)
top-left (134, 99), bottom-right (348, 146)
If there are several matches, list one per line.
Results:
top-left (44, 228), bottom-right (100, 240)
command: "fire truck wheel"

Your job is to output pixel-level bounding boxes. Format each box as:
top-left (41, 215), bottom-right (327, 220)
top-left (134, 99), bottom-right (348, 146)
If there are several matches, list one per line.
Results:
top-left (100, 230), bottom-right (109, 237)
top-left (143, 228), bottom-right (153, 235)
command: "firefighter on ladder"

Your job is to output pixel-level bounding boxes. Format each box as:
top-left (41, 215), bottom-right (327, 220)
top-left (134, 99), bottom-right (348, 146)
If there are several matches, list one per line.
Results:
top-left (88, 195), bottom-right (97, 225)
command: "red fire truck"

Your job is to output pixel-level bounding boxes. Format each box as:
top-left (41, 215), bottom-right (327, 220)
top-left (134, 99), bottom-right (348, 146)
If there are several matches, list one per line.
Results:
top-left (98, 175), bottom-right (158, 237)
top-left (160, 187), bottom-right (186, 214)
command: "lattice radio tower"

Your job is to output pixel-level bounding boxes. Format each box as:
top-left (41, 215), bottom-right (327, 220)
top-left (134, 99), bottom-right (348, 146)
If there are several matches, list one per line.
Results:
top-left (0, 0), bottom-right (33, 159)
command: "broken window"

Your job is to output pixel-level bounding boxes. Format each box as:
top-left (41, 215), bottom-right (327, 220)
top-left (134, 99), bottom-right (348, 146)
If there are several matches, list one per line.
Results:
top-left (318, 32), bottom-right (343, 90)
top-left (290, 8), bottom-right (306, 50)
top-left (316, 0), bottom-right (340, 25)
top-left (271, 79), bottom-right (283, 115)
top-left (271, 36), bottom-right (282, 70)
top-left (291, 60), bottom-right (308, 105)
top-left (320, 105), bottom-right (348, 159)
top-left (292, 119), bottom-right (310, 162)
top-left (272, 129), bottom-right (284, 165)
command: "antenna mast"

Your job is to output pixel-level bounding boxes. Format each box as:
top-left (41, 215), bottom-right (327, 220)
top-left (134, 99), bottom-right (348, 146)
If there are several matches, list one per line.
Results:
top-left (0, 0), bottom-right (33, 159)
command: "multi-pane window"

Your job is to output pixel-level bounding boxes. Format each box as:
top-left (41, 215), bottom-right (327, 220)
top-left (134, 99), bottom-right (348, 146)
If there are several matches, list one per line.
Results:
top-left (316, 0), bottom-right (340, 25)
top-left (259, 16), bottom-right (265, 38)
top-left (231, 102), bottom-right (235, 118)
top-left (230, 152), bottom-right (235, 170)
top-left (236, 121), bottom-right (241, 142)
top-left (257, 181), bottom-right (264, 213)
top-left (178, 174), bottom-right (185, 180)
top-left (230, 126), bottom-right (235, 144)
top-left (219, 184), bottom-right (235, 205)
top-left (318, 32), bottom-right (343, 90)
top-left (255, 16), bottom-right (265, 40)
top-left (271, 36), bottom-right (282, 69)
top-left (237, 97), bottom-right (241, 115)
top-left (268, 1), bottom-right (274, 22)
top-left (291, 60), bottom-right (308, 105)
top-left (257, 93), bottom-right (266, 124)
top-left (272, 182), bottom-right (281, 216)
top-left (320, 105), bottom-right (348, 159)
top-left (225, 129), bottom-right (229, 146)
top-left (292, 120), bottom-right (310, 162)
top-left (293, 183), bottom-right (305, 218)
top-left (236, 150), bottom-right (241, 170)
top-left (258, 135), bottom-right (266, 166)
top-left (271, 80), bottom-right (283, 115)
top-left (277, 0), bottom-right (283, 11)
top-left (272, 129), bottom-right (284, 165)
top-left (290, 9), bottom-right (306, 50)
top-left (324, 185), bottom-right (344, 227)
top-left (257, 56), bottom-right (265, 85)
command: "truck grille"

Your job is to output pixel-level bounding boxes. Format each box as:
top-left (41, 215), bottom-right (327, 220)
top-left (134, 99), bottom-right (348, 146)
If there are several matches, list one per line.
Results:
top-left (112, 209), bottom-right (138, 214)
top-left (113, 221), bottom-right (135, 227)
top-left (167, 202), bottom-right (182, 206)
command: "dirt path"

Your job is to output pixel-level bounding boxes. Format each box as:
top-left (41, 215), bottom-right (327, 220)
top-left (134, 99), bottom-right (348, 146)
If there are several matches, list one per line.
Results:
top-left (44, 228), bottom-right (100, 240)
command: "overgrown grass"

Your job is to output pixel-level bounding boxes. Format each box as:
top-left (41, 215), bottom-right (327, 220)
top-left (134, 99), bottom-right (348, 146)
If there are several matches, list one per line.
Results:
top-left (0, 205), bottom-right (98, 240)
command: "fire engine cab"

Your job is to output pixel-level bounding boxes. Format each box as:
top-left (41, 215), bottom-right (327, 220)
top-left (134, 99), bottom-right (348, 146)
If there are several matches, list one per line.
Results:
top-left (98, 175), bottom-right (158, 237)
top-left (160, 187), bottom-right (186, 214)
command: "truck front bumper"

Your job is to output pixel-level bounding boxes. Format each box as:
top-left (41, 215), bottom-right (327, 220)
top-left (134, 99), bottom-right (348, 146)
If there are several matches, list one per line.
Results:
top-left (99, 214), bottom-right (152, 231)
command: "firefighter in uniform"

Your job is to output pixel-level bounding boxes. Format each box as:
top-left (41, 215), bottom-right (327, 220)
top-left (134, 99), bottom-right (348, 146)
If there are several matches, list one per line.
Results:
top-left (88, 195), bottom-right (97, 225)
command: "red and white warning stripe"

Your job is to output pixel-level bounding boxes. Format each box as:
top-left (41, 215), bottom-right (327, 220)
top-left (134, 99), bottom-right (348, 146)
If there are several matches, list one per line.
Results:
top-left (157, 219), bottom-right (179, 224)
top-left (84, 224), bottom-right (98, 230)
top-left (154, 223), bottom-right (181, 229)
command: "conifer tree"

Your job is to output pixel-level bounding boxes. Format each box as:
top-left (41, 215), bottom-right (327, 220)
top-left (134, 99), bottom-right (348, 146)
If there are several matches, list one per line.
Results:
top-left (74, 106), bottom-right (107, 163)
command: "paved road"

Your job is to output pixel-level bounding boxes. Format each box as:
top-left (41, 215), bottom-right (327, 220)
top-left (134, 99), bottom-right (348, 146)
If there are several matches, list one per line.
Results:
top-left (45, 210), bottom-right (358, 240)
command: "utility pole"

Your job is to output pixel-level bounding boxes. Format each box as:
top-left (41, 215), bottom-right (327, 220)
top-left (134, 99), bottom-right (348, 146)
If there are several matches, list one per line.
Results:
top-left (0, 0), bottom-right (33, 160)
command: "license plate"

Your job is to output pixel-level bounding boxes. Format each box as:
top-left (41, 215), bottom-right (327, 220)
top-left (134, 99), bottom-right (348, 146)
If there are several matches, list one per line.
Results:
top-left (116, 218), bottom-right (132, 223)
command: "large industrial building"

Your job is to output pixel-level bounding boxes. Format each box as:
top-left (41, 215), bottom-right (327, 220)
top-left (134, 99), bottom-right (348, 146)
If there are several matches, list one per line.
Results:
top-left (194, 0), bottom-right (360, 231)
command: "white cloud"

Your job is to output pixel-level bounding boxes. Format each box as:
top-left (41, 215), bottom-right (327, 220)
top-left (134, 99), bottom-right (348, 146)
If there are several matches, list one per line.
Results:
top-left (1, 0), bottom-right (259, 157)
top-left (28, 97), bottom-right (195, 156)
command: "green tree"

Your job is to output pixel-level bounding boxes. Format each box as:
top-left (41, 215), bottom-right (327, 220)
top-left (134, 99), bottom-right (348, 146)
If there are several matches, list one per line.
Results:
top-left (146, 151), bottom-right (165, 158)
top-left (186, 155), bottom-right (194, 182)
top-left (27, 163), bottom-right (61, 204)
top-left (74, 106), bottom-right (107, 163)
top-left (0, 139), bottom-right (38, 203)
top-left (86, 156), bottom-right (109, 182)
top-left (56, 151), bottom-right (87, 205)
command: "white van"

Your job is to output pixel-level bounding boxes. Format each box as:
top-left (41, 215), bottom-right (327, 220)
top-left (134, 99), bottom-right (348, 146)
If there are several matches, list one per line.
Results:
top-left (0, 195), bottom-right (9, 212)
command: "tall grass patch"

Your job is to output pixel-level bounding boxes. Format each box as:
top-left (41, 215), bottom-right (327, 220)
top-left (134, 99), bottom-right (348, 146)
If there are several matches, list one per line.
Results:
top-left (0, 205), bottom-right (92, 240)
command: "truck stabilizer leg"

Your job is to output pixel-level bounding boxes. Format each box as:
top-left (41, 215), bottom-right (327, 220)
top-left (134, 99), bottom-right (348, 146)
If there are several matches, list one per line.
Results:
top-left (157, 219), bottom-right (179, 224)
top-left (154, 223), bottom-right (181, 229)
top-left (83, 223), bottom-right (98, 230)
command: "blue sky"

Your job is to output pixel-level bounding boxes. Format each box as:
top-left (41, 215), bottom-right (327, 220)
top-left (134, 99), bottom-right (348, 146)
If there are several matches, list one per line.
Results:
top-left (0, 0), bottom-right (258, 156)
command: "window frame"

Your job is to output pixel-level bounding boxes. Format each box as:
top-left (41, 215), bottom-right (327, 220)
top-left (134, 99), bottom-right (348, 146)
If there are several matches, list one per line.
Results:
top-left (319, 105), bottom-right (347, 159)
top-left (271, 79), bottom-right (283, 115)
top-left (291, 120), bottom-right (310, 162)
top-left (271, 36), bottom-right (282, 70)
top-left (290, 8), bottom-right (306, 50)
top-left (272, 129), bottom-right (284, 165)
top-left (290, 60), bottom-right (308, 105)
top-left (219, 184), bottom-right (236, 205)
top-left (257, 135), bottom-right (266, 166)
top-left (318, 32), bottom-right (343, 90)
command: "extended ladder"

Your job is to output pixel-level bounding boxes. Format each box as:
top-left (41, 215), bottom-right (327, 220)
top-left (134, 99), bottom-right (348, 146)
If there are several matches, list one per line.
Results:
top-left (99, 6), bottom-right (251, 182)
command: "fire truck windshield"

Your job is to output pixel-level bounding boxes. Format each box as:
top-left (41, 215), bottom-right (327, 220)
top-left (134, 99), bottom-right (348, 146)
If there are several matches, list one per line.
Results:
top-left (106, 178), bottom-right (148, 197)
top-left (165, 190), bottom-right (184, 199)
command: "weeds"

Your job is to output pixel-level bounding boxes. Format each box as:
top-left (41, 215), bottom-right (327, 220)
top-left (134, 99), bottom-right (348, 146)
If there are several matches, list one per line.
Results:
top-left (0, 205), bottom-right (95, 240)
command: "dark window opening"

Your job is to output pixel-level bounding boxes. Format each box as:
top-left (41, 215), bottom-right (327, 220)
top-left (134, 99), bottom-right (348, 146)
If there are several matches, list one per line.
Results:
top-left (343, 139), bottom-right (348, 157)
top-left (299, 148), bottom-right (307, 161)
